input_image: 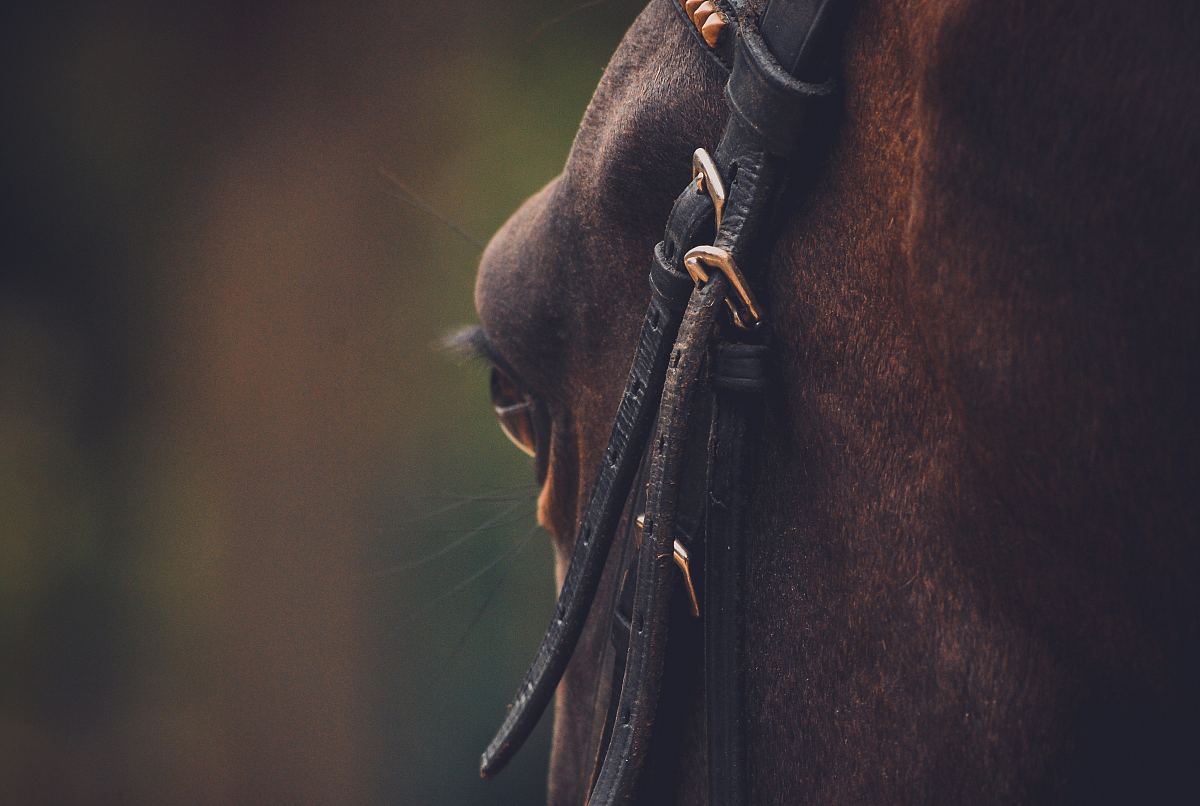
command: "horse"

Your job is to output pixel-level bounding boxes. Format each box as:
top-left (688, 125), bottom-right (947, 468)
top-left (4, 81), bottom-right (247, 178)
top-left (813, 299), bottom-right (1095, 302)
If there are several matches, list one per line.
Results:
top-left (468, 0), bottom-right (1200, 802)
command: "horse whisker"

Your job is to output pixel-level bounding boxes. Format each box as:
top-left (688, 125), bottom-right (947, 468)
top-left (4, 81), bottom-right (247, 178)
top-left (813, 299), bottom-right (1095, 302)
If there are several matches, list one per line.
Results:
top-left (377, 165), bottom-right (485, 250)
top-left (398, 523), bottom-right (542, 629)
top-left (368, 500), bottom-right (526, 577)
top-left (525, 0), bottom-right (614, 45)
top-left (440, 526), bottom-right (536, 670)
top-left (398, 492), bottom-right (534, 525)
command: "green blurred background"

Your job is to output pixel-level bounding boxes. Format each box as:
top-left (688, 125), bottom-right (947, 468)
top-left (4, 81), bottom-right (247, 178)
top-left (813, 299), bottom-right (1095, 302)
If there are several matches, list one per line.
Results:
top-left (1, 1), bottom-right (645, 802)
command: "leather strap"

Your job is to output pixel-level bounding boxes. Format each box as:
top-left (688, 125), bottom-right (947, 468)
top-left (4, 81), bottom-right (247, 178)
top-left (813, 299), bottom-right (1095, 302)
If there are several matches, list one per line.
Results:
top-left (483, 0), bottom-right (852, 796)
top-left (704, 343), bottom-right (767, 806)
top-left (586, 1), bottom-right (849, 800)
top-left (480, 176), bottom-right (712, 778)
top-left (588, 276), bottom-right (728, 806)
top-left (590, 376), bottom-right (714, 794)
top-left (761, 0), bottom-right (844, 80)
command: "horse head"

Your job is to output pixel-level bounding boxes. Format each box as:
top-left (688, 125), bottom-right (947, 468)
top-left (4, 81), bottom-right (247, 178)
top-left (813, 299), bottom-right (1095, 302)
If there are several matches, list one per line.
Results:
top-left (471, 1), bottom-right (1200, 801)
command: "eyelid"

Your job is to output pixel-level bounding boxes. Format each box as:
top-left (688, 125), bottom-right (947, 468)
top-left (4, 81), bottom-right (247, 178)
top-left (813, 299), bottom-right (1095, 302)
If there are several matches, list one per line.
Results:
top-left (446, 325), bottom-right (529, 385)
top-left (492, 396), bottom-right (538, 459)
top-left (468, 328), bottom-right (550, 471)
top-left (494, 400), bottom-right (534, 416)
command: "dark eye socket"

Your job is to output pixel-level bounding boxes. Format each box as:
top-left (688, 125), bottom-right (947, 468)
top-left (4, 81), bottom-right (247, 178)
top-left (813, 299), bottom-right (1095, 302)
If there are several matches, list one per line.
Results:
top-left (490, 366), bottom-right (539, 458)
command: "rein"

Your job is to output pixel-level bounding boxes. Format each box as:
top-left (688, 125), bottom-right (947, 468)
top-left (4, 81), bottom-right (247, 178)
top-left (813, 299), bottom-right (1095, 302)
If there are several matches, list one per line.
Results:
top-left (482, 1), bottom-right (850, 801)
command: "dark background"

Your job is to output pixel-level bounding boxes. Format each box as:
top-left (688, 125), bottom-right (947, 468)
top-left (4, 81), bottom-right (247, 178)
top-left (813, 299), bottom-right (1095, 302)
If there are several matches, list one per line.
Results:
top-left (1, 1), bottom-right (645, 802)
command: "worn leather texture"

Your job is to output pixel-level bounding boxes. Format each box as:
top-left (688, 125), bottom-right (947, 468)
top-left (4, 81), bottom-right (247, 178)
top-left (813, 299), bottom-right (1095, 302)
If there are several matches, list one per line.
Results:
top-left (705, 342), bottom-right (768, 806)
top-left (586, 1), bottom-right (849, 798)
top-left (484, 0), bottom-right (851, 796)
top-left (481, 183), bottom-right (711, 777)
top-left (589, 277), bottom-right (728, 806)
top-left (726, 24), bottom-right (835, 158)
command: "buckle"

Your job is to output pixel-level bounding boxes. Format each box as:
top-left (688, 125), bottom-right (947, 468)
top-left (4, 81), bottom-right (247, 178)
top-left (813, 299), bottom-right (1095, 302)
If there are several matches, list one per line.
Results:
top-left (635, 513), bottom-right (701, 618)
top-left (692, 147), bottom-right (726, 230)
top-left (684, 148), bottom-right (763, 330)
top-left (672, 540), bottom-right (701, 618)
top-left (684, 245), bottom-right (763, 330)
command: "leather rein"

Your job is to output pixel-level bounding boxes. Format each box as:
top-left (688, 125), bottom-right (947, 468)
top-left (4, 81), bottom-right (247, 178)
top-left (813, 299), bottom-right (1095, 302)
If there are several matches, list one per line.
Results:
top-left (482, 1), bottom-right (850, 802)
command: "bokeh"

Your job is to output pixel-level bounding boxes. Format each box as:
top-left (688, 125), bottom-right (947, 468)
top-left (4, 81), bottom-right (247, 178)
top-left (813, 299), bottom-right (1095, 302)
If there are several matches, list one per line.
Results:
top-left (1, 1), bottom-right (645, 803)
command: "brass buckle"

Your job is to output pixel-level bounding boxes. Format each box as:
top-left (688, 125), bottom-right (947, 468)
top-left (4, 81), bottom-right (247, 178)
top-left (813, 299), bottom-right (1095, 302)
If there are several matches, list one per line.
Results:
top-left (635, 513), bottom-right (701, 618)
top-left (684, 148), bottom-right (763, 330)
top-left (692, 147), bottom-right (726, 230)
top-left (684, 245), bottom-right (763, 330)
top-left (672, 540), bottom-right (701, 618)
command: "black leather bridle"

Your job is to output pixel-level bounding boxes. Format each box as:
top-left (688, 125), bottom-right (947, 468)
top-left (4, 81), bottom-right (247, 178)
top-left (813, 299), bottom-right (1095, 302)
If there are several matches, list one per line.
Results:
top-left (482, 1), bottom-right (851, 802)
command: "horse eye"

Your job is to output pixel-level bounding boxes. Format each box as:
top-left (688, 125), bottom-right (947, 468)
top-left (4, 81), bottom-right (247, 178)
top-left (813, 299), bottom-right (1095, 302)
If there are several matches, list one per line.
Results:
top-left (490, 366), bottom-right (538, 458)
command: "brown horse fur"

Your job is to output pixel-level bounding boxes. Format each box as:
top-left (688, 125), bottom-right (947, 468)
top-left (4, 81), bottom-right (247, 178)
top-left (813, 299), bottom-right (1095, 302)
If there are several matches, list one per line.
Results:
top-left (473, 0), bottom-right (1200, 802)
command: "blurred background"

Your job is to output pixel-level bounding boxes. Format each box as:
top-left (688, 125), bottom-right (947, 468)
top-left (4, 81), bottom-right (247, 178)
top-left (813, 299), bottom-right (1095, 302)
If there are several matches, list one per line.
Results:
top-left (1, 1), bottom-right (645, 802)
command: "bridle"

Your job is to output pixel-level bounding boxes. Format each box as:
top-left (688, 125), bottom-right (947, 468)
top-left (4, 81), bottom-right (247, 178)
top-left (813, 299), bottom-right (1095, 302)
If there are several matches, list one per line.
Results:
top-left (482, 1), bottom-right (851, 802)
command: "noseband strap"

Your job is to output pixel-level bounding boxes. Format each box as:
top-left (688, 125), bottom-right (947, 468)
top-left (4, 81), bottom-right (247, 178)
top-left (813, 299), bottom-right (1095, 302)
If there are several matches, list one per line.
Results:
top-left (482, 1), bottom-right (851, 801)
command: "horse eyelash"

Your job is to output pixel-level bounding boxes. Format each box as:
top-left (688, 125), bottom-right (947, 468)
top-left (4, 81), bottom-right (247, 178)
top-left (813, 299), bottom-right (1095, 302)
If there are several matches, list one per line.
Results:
top-left (441, 324), bottom-right (493, 363)
top-left (442, 325), bottom-right (538, 398)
